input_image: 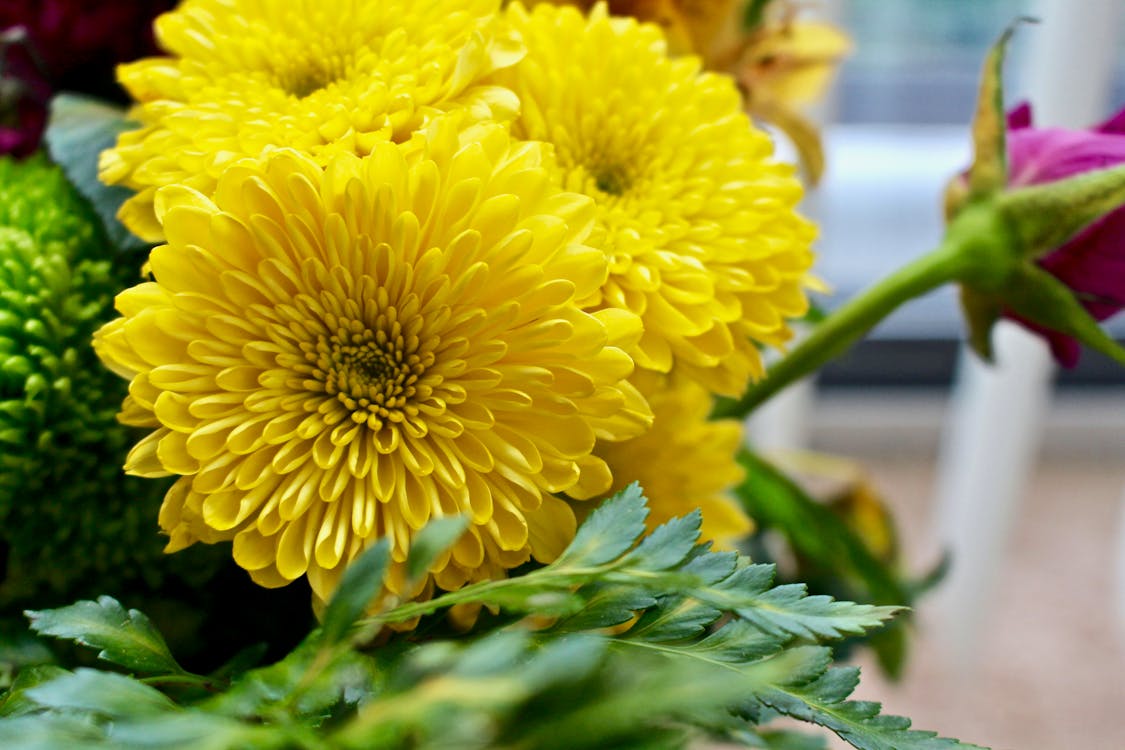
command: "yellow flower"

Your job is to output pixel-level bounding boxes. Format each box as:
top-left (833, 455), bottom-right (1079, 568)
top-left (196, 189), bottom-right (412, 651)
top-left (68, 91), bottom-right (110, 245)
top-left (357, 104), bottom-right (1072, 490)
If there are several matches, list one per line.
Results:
top-left (494, 2), bottom-right (816, 397)
top-left (591, 371), bottom-right (751, 546)
top-left (535, 1), bottom-right (851, 184)
top-left (94, 121), bottom-right (652, 604)
top-left (99, 0), bottom-right (523, 243)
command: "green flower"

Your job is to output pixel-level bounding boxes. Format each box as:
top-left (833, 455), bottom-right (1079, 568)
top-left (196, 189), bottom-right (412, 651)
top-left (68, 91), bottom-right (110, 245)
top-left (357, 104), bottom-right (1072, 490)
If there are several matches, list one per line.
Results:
top-left (0, 154), bottom-right (218, 606)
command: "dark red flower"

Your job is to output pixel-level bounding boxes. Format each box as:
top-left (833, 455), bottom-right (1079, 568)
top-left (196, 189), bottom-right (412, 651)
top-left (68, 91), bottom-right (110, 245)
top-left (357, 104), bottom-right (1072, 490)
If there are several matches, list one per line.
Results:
top-left (0, 32), bottom-right (49, 158)
top-left (1004, 102), bottom-right (1125, 366)
top-left (0, 1), bottom-right (173, 84)
top-left (0, 1), bottom-right (173, 156)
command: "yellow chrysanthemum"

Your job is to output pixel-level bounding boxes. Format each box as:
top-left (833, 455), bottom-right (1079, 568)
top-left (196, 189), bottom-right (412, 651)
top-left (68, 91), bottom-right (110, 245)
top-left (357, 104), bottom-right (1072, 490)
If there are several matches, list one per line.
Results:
top-left (537, 1), bottom-right (851, 184)
top-left (100, 0), bottom-right (523, 242)
top-left (94, 121), bottom-right (652, 604)
top-left (494, 2), bottom-right (816, 397)
top-left (591, 371), bottom-right (750, 547)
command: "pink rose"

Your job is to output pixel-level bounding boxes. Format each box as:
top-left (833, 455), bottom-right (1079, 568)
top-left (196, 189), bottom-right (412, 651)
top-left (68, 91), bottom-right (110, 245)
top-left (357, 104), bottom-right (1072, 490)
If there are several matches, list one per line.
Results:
top-left (1004, 102), bottom-right (1125, 366)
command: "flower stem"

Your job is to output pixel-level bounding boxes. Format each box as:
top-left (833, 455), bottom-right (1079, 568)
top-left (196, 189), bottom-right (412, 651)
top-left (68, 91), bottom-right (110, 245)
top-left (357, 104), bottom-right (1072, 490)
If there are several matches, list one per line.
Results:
top-left (713, 239), bottom-right (970, 420)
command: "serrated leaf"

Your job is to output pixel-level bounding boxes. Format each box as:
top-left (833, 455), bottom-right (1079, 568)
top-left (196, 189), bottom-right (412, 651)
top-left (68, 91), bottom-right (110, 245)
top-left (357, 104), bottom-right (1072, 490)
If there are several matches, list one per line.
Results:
top-left (321, 539), bottom-right (391, 646)
top-left (26, 597), bottom-right (184, 676)
top-left (206, 640), bottom-right (379, 724)
top-left (26, 669), bottom-right (177, 717)
top-left (44, 94), bottom-right (149, 253)
top-left (405, 515), bottom-right (469, 587)
top-left (551, 483), bottom-right (649, 568)
top-left (706, 565), bottom-right (901, 641)
top-left (619, 510), bottom-right (701, 570)
top-left (682, 547), bottom-right (739, 584)
top-left (689, 621), bottom-right (789, 665)
top-left (628, 596), bottom-right (723, 642)
top-left (550, 584), bottom-right (657, 633)
top-left (762, 667), bottom-right (989, 750)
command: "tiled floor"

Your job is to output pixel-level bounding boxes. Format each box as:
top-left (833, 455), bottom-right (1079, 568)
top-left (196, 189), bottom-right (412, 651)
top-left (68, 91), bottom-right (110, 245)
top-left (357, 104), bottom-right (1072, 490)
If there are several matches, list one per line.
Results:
top-left (808, 392), bottom-right (1125, 750)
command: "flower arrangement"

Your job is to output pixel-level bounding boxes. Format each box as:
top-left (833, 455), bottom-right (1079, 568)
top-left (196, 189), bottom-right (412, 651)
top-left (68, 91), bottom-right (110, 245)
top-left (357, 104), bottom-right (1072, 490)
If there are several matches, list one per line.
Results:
top-left (0, 2), bottom-right (1121, 749)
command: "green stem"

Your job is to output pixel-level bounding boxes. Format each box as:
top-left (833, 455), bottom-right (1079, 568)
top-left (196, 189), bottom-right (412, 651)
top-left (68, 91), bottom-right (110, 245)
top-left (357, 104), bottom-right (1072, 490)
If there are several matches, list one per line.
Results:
top-left (714, 239), bottom-right (970, 420)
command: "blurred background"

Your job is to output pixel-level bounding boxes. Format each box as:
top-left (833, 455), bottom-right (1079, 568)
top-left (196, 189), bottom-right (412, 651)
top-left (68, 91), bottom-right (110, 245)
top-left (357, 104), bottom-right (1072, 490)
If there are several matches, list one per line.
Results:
top-left (768, 1), bottom-right (1125, 747)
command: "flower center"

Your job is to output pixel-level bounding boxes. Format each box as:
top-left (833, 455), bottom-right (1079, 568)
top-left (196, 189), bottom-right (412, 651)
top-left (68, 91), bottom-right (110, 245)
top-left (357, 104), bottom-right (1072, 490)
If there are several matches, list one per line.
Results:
top-left (595, 165), bottom-right (630, 196)
top-left (274, 50), bottom-right (353, 99)
top-left (305, 315), bottom-right (432, 430)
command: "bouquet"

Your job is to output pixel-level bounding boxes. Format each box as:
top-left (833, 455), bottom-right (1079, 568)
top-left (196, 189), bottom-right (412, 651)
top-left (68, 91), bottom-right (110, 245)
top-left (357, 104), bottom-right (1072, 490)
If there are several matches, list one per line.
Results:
top-left (0, 2), bottom-right (1121, 748)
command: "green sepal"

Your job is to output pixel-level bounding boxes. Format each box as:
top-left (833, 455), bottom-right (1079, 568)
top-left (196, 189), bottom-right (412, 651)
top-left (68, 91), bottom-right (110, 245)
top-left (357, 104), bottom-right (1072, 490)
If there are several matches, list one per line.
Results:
top-left (996, 162), bottom-right (1125, 259)
top-left (965, 18), bottom-right (1036, 201)
top-left (957, 286), bottom-right (1002, 362)
top-left (1004, 265), bottom-right (1125, 365)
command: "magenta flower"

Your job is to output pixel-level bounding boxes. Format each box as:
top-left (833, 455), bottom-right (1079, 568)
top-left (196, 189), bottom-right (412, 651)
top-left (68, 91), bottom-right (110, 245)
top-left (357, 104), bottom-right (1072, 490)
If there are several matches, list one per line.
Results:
top-left (1004, 102), bottom-right (1125, 366)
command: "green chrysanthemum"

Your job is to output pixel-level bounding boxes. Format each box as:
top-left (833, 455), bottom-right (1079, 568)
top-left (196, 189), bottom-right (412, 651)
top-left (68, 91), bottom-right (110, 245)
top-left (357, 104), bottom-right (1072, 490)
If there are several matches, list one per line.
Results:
top-left (0, 155), bottom-right (219, 605)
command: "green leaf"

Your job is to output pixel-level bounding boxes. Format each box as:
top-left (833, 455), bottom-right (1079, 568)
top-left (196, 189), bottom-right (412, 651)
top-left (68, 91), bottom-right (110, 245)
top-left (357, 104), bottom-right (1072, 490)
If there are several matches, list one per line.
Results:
top-left (736, 450), bottom-right (910, 607)
top-left (0, 487), bottom-right (980, 750)
top-left (44, 94), bottom-right (149, 253)
top-left (26, 597), bottom-right (185, 676)
top-left (705, 564), bottom-right (901, 641)
top-left (750, 728), bottom-right (830, 750)
top-left (627, 595), bottom-right (723, 643)
top-left (321, 539), bottom-right (391, 647)
top-left (762, 667), bottom-right (989, 750)
top-left (550, 584), bottom-right (657, 633)
top-left (109, 713), bottom-right (287, 750)
top-left (204, 640), bottom-right (380, 723)
top-left (405, 515), bottom-right (469, 587)
top-left (366, 484), bottom-right (897, 645)
top-left (620, 510), bottom-right (701, 571)
top-left (0, 666), bottom-right (70, 718)
top-left (26, 669), bottom-right (178, 717)
top-left (551, 482), bottom-right (649, 568)
top-left (0, 713), bottom-right (105, 749)
top-left (0, 629), bottom-right (54, 681)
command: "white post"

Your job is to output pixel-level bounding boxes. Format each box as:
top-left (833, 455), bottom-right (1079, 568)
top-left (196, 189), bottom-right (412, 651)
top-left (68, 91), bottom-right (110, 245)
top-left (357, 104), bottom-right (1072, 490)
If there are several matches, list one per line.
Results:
top-left (748, 0), bottom-right (846, 452)
top-left (931, 0), bottom-right (1124, 668)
